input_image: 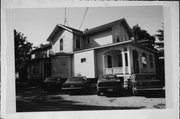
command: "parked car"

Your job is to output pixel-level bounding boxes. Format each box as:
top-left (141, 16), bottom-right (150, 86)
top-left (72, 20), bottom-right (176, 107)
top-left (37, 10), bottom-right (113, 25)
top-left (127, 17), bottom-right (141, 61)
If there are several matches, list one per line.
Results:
top-left (128, 74), bottom-right (164, 95)
top-left (97, 74), bottom-right (123, 96)
top-left (61, 76), bottom-right (90, 94)
top-left (42, 77), bottom-right (64, 93)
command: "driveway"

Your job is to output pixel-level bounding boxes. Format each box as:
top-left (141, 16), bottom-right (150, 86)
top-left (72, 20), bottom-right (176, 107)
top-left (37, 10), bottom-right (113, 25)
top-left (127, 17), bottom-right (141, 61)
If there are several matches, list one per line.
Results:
top-left (16, 86), bottom-right (165, 112)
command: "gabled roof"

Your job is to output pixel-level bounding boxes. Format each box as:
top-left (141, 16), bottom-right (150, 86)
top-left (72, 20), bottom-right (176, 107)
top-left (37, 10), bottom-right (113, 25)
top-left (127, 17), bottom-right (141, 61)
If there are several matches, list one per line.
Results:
top-left (47, 24), bottom-right (83, 42)
top-left (60, 25), bottom-right (83, 35)
top-left (47, 18), bottom-right (133, 42)
top-left (83, 18), bottom-right (133, 37)
top-left (47, 24), bottom-right (64, 42)
top-left (71, 40), bottom-right (157, 54)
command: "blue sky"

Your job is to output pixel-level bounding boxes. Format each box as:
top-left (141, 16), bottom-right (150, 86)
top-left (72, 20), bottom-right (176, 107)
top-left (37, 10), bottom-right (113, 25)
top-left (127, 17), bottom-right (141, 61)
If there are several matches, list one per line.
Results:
top-left (13, 6), bottom-right (163, 46)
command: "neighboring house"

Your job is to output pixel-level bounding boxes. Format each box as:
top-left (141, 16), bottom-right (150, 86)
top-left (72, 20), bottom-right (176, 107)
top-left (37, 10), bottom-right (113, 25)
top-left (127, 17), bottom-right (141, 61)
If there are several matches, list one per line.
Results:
top-left (46, 18), bottom-right (157, 80)
top-left (27, 43), bottom-right (52, 83)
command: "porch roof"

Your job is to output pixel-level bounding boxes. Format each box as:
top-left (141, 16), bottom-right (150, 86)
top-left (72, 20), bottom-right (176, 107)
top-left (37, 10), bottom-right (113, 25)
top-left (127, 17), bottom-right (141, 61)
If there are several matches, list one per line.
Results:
top-left (71, 40), bottom-right (133, 54)
top-left (71, 40), bottom-right (157, 54)
top-left (52, 52), bottom-right (73, 57)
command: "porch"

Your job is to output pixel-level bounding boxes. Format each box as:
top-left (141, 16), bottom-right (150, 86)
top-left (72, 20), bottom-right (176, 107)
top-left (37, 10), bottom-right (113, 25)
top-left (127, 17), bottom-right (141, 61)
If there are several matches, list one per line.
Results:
top-left (103, 49), bottom-right (131, 75)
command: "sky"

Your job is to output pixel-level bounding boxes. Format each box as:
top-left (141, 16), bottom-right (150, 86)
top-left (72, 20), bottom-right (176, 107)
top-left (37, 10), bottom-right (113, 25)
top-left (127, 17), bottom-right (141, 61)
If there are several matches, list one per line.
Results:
top-left (13, 6), bottom-right (163, 47)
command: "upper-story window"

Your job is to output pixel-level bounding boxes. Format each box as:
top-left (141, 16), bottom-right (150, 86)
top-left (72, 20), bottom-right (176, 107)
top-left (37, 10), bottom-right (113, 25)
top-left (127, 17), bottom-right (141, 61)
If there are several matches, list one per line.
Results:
top-left (87, 37), bottom-right (91, 44)
top-left (117, 35), bottom-right (120, 42)
top-left (60, 39), bottom-right (63, 51)
top-left (115, 32), bottom-right (120, 43)
top-left (75, 35), bottom-right (80, 49)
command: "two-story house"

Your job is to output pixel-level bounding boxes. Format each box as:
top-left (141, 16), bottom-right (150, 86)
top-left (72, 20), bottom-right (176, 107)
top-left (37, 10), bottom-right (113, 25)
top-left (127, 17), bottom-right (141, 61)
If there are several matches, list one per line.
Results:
top-left (47, 18), bottom-right (156, 80)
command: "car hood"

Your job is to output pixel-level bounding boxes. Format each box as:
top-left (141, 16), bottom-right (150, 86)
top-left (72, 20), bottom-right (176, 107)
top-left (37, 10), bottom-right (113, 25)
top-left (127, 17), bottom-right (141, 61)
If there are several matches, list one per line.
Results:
top-left (98, 80), bottom-right (120, 83)
top-left (63, 80), bottom-right (84, 85)
top-left (134, 80), bottom-right (160, 83)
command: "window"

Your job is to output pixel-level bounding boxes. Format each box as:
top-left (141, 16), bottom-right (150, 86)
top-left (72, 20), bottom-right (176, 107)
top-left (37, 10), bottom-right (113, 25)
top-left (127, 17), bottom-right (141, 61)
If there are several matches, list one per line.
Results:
top-left (87, 37), bottom-right (91, 44)
top-left (142, 52), bottom-right (147, 67)
top-left (60, 39), bottom-right (63, 51)
top-left (81, 58), bottom-right (86, 63)
top-left (76, 36), bottom-right (80, 49)
top-left (149, 55), bottom-right (153, 68)
top-left (107, 55), bottom-right (112, 68)
top-left (125, 53), bottom-right (128, 66)
top-left (117, 35), bottom-right (120, 42)
top-left (124, 34), bottom-right (127, 41)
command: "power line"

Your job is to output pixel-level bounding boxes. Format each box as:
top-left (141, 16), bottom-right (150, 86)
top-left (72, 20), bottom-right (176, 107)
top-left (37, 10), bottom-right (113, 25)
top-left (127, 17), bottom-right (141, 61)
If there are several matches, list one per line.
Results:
top-left (79, 7), bottom-right (88, 30)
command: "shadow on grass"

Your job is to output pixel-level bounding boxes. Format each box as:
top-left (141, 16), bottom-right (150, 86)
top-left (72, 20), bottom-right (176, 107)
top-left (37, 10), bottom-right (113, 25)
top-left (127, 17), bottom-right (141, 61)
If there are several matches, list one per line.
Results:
top-left (16, 93), bottom-right (146, 112)
top-left (143, 90), bottom-right (165, 98)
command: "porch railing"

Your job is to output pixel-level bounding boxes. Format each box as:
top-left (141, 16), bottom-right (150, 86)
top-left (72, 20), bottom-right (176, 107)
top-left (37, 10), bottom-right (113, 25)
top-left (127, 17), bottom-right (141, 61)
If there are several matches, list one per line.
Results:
top-left (104, 66), bottom-right (129, 75)
top-left (104, 67), bottom-right (123, 75)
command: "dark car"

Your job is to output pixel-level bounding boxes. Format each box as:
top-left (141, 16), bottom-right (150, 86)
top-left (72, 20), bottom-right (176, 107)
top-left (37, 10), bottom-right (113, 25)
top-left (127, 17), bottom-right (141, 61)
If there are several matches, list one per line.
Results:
top-left (42, 77), bottom-right (63, 93)
top-left (128, 74), bottom-right (164, 95)
top-left (97, 74), bottom-right (123, 96)
top-left (61, 76), bottom-right (90, 94)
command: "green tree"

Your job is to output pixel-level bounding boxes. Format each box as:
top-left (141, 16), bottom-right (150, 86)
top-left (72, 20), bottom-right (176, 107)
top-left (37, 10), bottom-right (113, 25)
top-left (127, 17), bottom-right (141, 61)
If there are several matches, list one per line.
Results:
top-left (132, 24), bottom-right (156, 49)
top-left (14, 30), bottom-right (33, 75)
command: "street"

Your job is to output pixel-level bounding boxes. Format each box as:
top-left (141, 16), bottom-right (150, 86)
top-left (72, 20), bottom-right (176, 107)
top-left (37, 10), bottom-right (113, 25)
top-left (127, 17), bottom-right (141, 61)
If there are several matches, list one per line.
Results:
top-left (16, 86), bottom-right (165, 112)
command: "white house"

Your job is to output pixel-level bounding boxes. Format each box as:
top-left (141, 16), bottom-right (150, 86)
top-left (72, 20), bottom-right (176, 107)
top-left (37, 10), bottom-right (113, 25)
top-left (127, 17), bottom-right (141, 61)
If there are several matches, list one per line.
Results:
top-left (46, 18), bottom-right (156, 79)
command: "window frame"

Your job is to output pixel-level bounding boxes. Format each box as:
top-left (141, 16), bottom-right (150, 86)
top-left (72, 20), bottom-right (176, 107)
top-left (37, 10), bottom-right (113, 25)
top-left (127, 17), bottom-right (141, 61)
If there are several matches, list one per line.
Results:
top-left (60, 38), bottom-right (63, 51)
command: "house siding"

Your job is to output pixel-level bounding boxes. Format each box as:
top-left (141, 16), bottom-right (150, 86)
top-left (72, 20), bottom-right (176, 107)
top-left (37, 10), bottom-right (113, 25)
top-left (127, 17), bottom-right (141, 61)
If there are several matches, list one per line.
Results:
top-left (52, 30), bottom-right (73, 53)
top-left (112, 22), bottom-right (130, 43)
top-left (82, 23), bottom-right (130, 50)
top-left (51, 56), bottom-right (72, 78)
top-left (74, 50), bottom-right (95, 78)
top-left (84, 29), bottom-right (113, 49)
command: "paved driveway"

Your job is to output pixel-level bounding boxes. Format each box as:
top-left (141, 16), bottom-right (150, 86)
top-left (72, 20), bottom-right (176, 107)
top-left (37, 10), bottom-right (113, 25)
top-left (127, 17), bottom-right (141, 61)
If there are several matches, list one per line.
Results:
top-left (16, 86), bottom-right (165, 112)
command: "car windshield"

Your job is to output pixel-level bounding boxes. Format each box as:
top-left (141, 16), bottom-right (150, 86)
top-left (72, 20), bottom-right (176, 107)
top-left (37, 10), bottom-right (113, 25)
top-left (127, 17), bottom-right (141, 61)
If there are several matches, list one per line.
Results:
top-left (99, 75), bottom-right (118, 80)
top-left (136, 75), bottom-right (156, 80)
top-left (68, 77), bottom-right (84, 81)
top-left (44, 77), bottom-right (59, 82)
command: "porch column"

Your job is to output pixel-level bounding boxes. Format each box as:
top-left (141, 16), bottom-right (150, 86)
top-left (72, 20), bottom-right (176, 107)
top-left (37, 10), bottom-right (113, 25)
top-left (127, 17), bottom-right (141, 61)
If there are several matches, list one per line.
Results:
top-left (102, 55), bottom-right (105, 75)
top-left (138, 51), bottom-right (142, 74)
top-left (127, 50), bottom-right (131, 74)
top-left (121, 52), bottom-right (125, 74)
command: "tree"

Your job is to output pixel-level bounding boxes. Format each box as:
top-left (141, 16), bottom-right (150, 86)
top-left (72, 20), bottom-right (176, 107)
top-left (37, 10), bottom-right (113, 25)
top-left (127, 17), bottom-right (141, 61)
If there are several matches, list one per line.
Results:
top-left (154, 24), bottom-right (164, 59)
top-left (14, 30), bottom-right (33, 78)
top-left (154, 23), bottom-right (165, 86)
top-left (132, 24), bottom-right (156, 49)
